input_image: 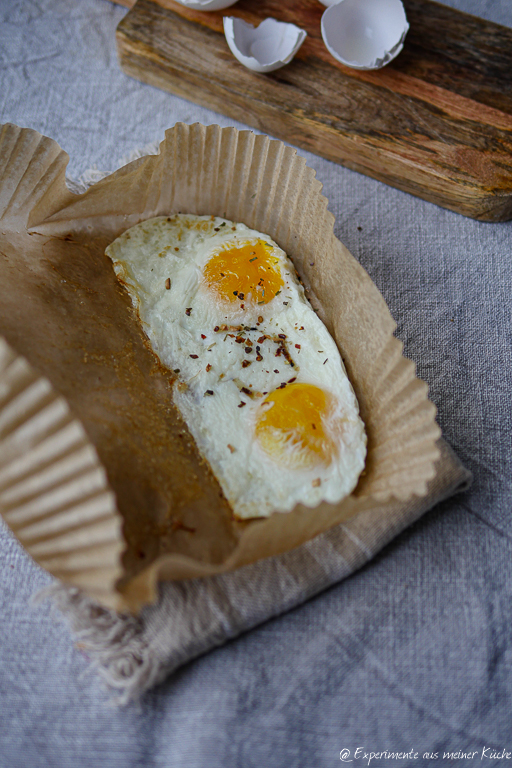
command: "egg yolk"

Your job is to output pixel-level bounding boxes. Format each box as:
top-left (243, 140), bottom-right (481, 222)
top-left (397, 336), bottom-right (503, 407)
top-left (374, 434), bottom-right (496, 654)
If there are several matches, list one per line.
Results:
top-left (202, 240), bottom-right (284, 306)
top-left (255, 383), bottom-right (337, 470)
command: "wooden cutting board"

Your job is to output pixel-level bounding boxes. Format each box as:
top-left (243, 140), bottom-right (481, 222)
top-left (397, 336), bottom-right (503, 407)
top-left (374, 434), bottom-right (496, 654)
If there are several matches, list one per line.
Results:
top-left (114, 0), bottom-right (512, 221)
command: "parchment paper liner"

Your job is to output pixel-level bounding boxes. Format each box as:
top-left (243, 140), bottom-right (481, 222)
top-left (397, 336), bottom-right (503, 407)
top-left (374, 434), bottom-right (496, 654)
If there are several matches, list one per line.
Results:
top-left (0, 122), bottom-right (440, 613)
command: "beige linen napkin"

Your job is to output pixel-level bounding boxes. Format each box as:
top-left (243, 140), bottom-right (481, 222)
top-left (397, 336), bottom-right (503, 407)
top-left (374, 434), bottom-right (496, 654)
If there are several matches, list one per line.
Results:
top-left (44, 439), bottom-right (470, 703)
top-left (35, 159), bottom-right (470, 703)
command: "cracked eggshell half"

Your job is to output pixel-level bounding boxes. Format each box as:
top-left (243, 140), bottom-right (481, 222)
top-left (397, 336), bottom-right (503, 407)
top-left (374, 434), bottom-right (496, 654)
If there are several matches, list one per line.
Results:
top-left (175, 0), bottom-right (239, 10)
top-left (223, 17), bottom-right (307, 74)
top-left (321, 0), bottom-right (409, 70)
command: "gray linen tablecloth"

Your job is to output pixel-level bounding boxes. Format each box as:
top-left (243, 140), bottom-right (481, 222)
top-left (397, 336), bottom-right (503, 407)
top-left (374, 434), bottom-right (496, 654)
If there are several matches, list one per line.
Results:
top-left (1, 1), bottom-right (511, 766)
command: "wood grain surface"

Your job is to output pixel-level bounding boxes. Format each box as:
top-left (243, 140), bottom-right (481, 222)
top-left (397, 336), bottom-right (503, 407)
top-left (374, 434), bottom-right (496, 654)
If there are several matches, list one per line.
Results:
top-left (115, 0), bottom-right (512, 220)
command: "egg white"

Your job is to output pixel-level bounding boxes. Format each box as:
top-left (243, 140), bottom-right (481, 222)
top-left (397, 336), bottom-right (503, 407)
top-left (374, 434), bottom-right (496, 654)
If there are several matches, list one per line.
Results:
top-left (106, 214), bottom-right (366, 519)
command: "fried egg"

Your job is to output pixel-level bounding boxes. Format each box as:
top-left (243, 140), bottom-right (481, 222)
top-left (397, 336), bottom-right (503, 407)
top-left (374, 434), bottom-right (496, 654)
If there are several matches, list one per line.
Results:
top-left (106, 215), bottom-right (366, 519)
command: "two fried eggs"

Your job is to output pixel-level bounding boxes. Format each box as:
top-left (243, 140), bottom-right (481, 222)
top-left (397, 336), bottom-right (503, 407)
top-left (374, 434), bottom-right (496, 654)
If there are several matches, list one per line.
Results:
top-left (106, 214), bottom-right (366, 519)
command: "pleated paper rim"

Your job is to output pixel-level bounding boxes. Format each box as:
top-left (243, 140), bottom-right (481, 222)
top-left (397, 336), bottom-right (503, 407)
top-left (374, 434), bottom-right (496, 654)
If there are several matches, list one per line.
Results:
top-left (0, 337), bottom-right (125, 610)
